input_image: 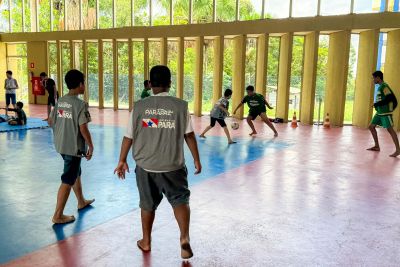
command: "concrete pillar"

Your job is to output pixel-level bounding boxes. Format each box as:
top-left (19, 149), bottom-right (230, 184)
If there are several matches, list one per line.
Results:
top-left (0, 43), bottom-right (7, 103)
top-left (194, 36), bottom-right (204, 117)
top-left (300, 31), bottom-right (319, 125)
top-left (83, 40), bottom-right (89, 102)
top-left (144, 38), bottom-right (149, 80)
top-left (98, 40), bottom-right (104, 109)
top-left (128, 39), bottom-right (134, 111)
top-left (276, 33), bottom-right (293, 121)
top-left (324, 31), bottom-right (351, 127)
top-left (56, 40), bottom-right (62, 97)
top-left (113, 39), bottom-right (118, 110)
top-left (212, 36), bottom-right (224, 104)
top-left (177, 37), bottom-right (184, 99)
top-left (161, 37), bottom-right (168, 66)
top-left (384, 29), bottom-right (400, 131)
top-left (27, 41), bottom-right (48, 104)
top-left (232, 35), bottom-right (246, 120)
top-left (352, 29), bottom-right (379, 128)
top-left (255, 34), bottom-right (268, 97)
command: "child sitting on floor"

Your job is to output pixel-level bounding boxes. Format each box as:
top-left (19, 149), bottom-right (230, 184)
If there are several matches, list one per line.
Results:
top-left (1, 101), bottom-right (27, 125)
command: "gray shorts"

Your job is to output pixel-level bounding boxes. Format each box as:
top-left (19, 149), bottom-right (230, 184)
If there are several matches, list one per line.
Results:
top-left (135, 166), bottom-right (190, 211)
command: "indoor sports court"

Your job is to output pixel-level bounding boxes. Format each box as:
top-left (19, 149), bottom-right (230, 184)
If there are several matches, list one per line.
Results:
top-left (1, 0), bottom-right (400, 266)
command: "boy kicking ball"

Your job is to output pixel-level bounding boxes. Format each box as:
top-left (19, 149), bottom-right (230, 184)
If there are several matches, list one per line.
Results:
top-left (49, 69), bottom-right (95, 224)
top-left (199, 88), bottom-right (236, 144)
top-left (233, 85), bottom-right (278, 137)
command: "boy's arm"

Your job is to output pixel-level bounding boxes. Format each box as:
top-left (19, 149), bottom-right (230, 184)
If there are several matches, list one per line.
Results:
top-left (114, 137), bottom-right (133, 179)
top-left (218, 104), bottom-right (230, 115)
top-left (233, 103), bottom-right (243, 114)
top-left (264, 98), bottom-right (273, 109)
top-left (374, 87), bottom-right (395, 107)
top-left (79, 123), bottom-right (94, 160)
top-left (184, 132), bottom-right (201, 174)
top-left (15, 79), bottom-right (19, 89)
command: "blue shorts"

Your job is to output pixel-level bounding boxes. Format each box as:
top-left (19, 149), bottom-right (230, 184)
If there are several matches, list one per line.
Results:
top-left (6, 94), bottom-right (16, 106)
top-left (61, 154), bottom-right (82, 186)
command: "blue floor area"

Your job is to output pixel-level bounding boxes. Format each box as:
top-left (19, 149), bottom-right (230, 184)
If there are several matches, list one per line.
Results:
top-left (0, 125), bottom-right (290, 264)
top-left (0, 116), bottom-right (49, 132)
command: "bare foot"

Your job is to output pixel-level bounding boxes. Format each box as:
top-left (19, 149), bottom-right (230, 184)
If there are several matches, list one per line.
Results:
top-left (78, 199), bottom-right (95, 210)
top-left (249, 131), bottom-right (257, 136)
top-left (52, 215), bottom-right (75, 224)
top-left (181, 243), bottom-right (193, 259)
top-left (137, 239), bottom-right (151, 252)
top-left (199, 135), bottom-right (206, 138)
top-left (389, 151), bottom-right (400, 157)
top-left (42, 118), bottom-right (48, 121)
top-left (274, 132), bottom-right (278, 137)
top-left (228, 140), bottom-right (237, 145)
top-left (367, 146), bottom-right (380, 152)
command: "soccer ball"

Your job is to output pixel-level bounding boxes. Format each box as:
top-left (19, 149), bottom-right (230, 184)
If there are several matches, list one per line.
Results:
top-left (231, 122), bottom-right (239, 130)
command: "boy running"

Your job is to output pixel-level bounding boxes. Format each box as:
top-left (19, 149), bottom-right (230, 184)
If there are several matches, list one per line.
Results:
top-left (367, 71), bottom-right (400, 157)
top-left (114, 65), bottom-right (201, 259)
top-left (49, 69), bottom-right (95, 224)
top-left (233, 85), bottom-right (278, 137)
top-left (199, 88), bottom-right (236, 144)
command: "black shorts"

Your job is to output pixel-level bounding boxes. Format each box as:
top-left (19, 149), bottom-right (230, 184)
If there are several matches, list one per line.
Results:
top-left (48, 93), bottom-right (59, 106)
top-left (248, 109), bottom-right (266, 120)
top-left (210, 117), bottom-right (227, 127)
top-left (135, 166), bottom-right (190, 211)
top-left (61, 154), bottom-right (82, 186)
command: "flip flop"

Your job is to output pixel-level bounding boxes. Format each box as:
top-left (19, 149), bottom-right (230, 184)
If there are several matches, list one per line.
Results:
top-left (137, 240), bottom-right (151, 252)
top-left (181, 243), bottom-right (193, 259)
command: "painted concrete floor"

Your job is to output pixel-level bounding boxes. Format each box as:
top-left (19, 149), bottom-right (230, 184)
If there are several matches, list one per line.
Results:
top-left (1, 104), bottom-right (400, 267)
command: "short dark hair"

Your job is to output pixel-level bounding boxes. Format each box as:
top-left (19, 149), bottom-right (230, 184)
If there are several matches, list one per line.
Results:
top-left (144, 80), bottom-right (149, 87)
top-left (246, 85), bottom-right (255, 92)
top-left (372, 71), bottom-right (384, 81)
top-left (65, 69), bottom-right (85, 89)
top-left (40, 72), bottom-right (47, 77)
top-left (150, 65), bottom-right (171, 88)
top-left (6, 70), bottom-right (12, 75)
top-left (16, 101), bottom-right (23, 109)
top-left (224, 88), bottom-right (232, 97)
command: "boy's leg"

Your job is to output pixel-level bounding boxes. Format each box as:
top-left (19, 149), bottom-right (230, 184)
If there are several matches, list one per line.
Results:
top-left (199, 126), bottom-right (212, 138)
top-left (367, 124), bottom-right (380, 151)
top-left (387, 126), bottom-right (400, 157)
top-left (47, 104), bottom-right (51, 119)
top-left (52, 183), bottom-right (75, 224)
top-left (246, 116), bottom-right (257, 136)
top-left (173, 204), bottom-right (193, 259)
top-left (222, 126), bottom-right (235, 144)
top-left (72, 176), bottom-right (95, 210)
top-left (137, 209), bottom-right (155, 252)
top-left (260, 113), bottom-right (278, 137)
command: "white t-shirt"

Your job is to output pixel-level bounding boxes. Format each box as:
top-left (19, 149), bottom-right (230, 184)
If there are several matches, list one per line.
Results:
top-left (4, 78), bottom-right (18, 94)
top-left (125, 92), bottom-right (194, 139)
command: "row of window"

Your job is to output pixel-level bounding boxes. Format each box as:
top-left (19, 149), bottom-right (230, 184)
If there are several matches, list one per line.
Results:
top-left (1, 0), bottom-right (399, 33)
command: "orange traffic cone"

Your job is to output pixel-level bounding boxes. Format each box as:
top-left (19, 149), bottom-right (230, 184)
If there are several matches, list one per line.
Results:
top-left (291, 111), bottom-right (298, 128)
top-left (323, 113), bottom-right (330, 128)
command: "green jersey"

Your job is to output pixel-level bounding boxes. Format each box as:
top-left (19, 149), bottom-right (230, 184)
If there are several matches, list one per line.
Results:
top-left (141, 89), bottom-right (151, 99)
top-left (242, 93), bottom-right (267, 113)
top-left (375, 83), bottom-right (394, 115)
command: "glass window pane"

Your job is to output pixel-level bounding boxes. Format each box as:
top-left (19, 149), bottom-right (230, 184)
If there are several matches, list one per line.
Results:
top-left (167, 41), bottom-right (178, 97)
top-left (117, 42), bottom-right (129, 108)
top-left (73, 42), bottom-right (84, 71)
top-left (265, 0), bottom-right (289, 18)
top-left (103, 42), bottom-right (114, 108)
top-left (320, 0), bottom-right (350, 16)
top-left (0, 0), bottom-right (10, 32)
top-left (133, 41), bottom-right (144, 101)
top-left (99, 0), bottom-right (113, 28)
top-left (149, 41), bottom-right (161, 69)
top-left (83, 0), bottom-right (97, 29)
top-left (134, 0), bottom-right (149, 26)
top-left (395, 0), bottom-right (400, 12)
top-left (217, 0), bottom-right (235, 22)
top-left (292, 0), bottom-right (318, 17)
top-left (223, 39), bottom-right (233, 95)
top-left (10, 0), bottom-right (23, 32)
top-left (288, 36), bottom-right (304, 120)
top-left (314, 35), bottom-right (329, 123)
top-left (52, 0), bottom-right (65, 31)
top-left (202, 39), bottom-right (214, 114)
top-left (184, 40), bottom-right (195, 112)
top-left (116, 0), bottom-right (131, 27)
top-left (344, 34), bottom-right (359, 124)
top-left (153, 0), bottom-right (169, 25)
top-left (266, 37), bottom-right (280, 118)
top-left (39, 0), bottom-right (51, 31)
top-left (48, 42), bottom-right (58, 85)
top-left (6, 44), bottom-right (28, 102)
top-left (193, 0), bottom-right (213, 23)
top-left (88, 42), bottom-right (99, 106)
top-left (61, 42), bottom-right (71, 95)
top-left (173, 0), bottom-right (189, 24)
top-left (239, 0), bottom-right (261, 21)
top-left (353, 0), bottom-right (379, 13)
top-left (23, 0), bottom-right (31, 32)
top-left (245, 38), bottom-right (257, 89)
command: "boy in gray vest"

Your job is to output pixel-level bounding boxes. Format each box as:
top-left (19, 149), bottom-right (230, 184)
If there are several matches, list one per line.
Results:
top-left (4, 70), bottom-right (19, 117)
top-left (114, 65), bottom-right (201, 259)
top-left (49, 69), bottom-right (95, 224)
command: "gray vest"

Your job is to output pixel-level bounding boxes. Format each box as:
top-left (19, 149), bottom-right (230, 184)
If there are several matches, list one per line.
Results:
top-left (132, 96), bottom-right (188, 172)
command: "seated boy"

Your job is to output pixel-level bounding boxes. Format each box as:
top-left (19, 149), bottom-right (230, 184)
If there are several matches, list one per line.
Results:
top-left (5, 101), bottom-right (27, 126)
